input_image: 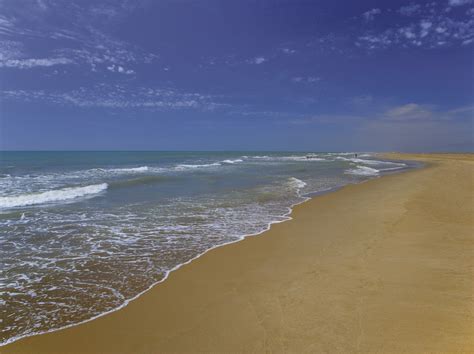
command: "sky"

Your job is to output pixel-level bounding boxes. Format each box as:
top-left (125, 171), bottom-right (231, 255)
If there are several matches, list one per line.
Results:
top-left (0, 0), bottom-right (473, 151)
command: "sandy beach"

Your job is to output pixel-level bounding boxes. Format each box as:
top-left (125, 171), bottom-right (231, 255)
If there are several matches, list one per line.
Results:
top-left (2, 153), bottom-right (473, 353)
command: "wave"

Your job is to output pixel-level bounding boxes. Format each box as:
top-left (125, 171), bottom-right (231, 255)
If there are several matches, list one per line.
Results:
top-left (335, 156), bottom-right (406, 167)
top-left (288, 177), bottom-right (307, 190)
top-left (250, 155), bottom-right (325, 162)
top-left (174, 163), bottom-right (221, 170)
top-left (0, 183), bottom-right (108, 208)
top-left (109, 176), bottom-right (173, 188)
top-left (221, 159), bottom-right (243, 164)
top-left (350, 158), bottom-right (406, 166)
top-left (345, 165), bottom-right (380, 176)
top-left (107, 166), bottom-right (149, 173)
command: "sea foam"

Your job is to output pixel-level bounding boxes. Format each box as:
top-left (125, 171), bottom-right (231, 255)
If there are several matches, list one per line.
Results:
top-left (108, 166), bottom-right (149, 173)
top-left (221, 159), bottom-right (243, 164)
top-left (345, 165), bottom-right (380, 176)
top-left (0, 183), bottom-right (108, 208)
top-left (174, 163), bottom-right (221, 170)
top-left (288, 177), bottom-right (307, 190)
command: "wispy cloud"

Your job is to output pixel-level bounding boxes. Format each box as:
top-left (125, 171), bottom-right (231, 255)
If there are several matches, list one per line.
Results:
top-left (362, 8), bottom-right (381, 21)
top-left (2, 84), bottom-right (230, 111)
top-left (383, 103), bottom-right (434, 121)
top-left (249, 56), bottom-right (266, 65)
top-left (398, 3), bottom-right (422, 16)
top-left (287, 102), bottom-right (473, 125)
top-left (357, 2), bottom-right (474, 49)
top-left (291, 76), bottom-right (321, 84)
top-left (282, 101), bottom-right (473, 150)
top-left (106, 64), bottom-right (134, 75)
top-left (0, 57), bottom-right (73, 69)
top-left (382, 103), bottom-right (474, 122)
top-left (280, 48), bottom-right (297, 55)
top-left (226, 110), bottom-right (304, 119)
top-left (0, 0), bottom-right (158, 72)
top-left (0, 39), bottom-right (24, 60)
top-left (358, 103), bottom-right (474, 151)
top-left (448, 0), bottom-right (474, 6)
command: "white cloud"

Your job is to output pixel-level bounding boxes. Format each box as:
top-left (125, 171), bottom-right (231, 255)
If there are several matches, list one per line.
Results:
top-left (2, 84), bottom-right (229, 112)
top-left (0, 57), bottom-right (73, 69)
top-left (281, 48), bottom-right (297, 54)
top-left (106, 64), bottom-right (135, 74)
top-left (36, 0), bottom-right (48, 11)
top-left (291, 76), bottom-right (321, 83)
top-left (420, 20), bottom-right (433, 37)
top-left (227, 110), bottom-right (299, 119)
top-left (357, 3), bottom-right (474, 50)
top-left (399, 4), bottom-right (422, 16)
top-left (362, 8), bottom-right (381, 21)
top-left (382, 103), bottom-right (473, 122)
top-left (283, 102), bottom-right (473, 151)
top-left (384, 103), bottom-right (434, 121)
top-left (287, 102), bottom-right (472, 126)
top-left (0, 1), bottom-right (158, 73)
top-left (448, 0), bottom-right (474, 6)
top-left (357, 104), bottom-right (474, 151)
top-left (0, 40), bottom-right (24, 60)
top-left (251, 57), bottom-right (266, 64)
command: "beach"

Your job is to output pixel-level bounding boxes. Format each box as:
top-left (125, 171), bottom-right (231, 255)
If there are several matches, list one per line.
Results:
top-left (2, 153), bottom-right (473, 353)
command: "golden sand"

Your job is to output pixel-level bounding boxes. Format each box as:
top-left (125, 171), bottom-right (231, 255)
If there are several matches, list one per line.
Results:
top-left (2, 153), bottom-right (473, 353)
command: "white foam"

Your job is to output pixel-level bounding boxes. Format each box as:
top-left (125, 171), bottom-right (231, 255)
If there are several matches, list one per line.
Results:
top-left (250, 155), bottom-right (325, 162)
top-left (221, 159), bottom-right (243, 164)
top-left (108, 166), bottom-right (149, 173)
top-left (380, 166), bottom-right (405, 172)
top-left (345, 165), bottom-right (380, 176)
top-left (335, 156), bottom-right (406, 167)
top-left (288, 177), bottom-right (307, 190)
top-left (174, 163), bottom-right (221, 170)
top-left (0, 183), bottom-right (108, 208)
top-left (350, 158), bottom-right (406, 166)
top-left (350, 158), bottom-right (381, 165)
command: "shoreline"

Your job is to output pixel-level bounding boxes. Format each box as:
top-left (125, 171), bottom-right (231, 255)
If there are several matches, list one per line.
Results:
top-left (0, 155), bottom-right (403, 348)
top-left (0, 171), bottom-right (313, 348)
top-left (3, 153), bottom-right (473, 353)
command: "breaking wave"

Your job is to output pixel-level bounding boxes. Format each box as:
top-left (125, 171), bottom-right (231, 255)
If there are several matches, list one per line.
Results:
top-left (288, 177), bottom-right (307, 190)
top-left (0, 183), bottom-right (108, 208)
top-left (107, 166), bottom-right (149, 173)
top-left (344, 165), bottom-right (380, 176)
top-left (221, 159), bottom-right (243, 164)
top-left (174, 163), bottom-right (221, 170)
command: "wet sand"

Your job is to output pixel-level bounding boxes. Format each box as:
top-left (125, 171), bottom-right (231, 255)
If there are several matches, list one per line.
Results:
top-left (3, 153), bottom-right (473, 353)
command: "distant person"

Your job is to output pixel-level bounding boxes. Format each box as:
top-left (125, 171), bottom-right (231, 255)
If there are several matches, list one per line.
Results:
top-left (354, 153), bottom-right (358, 158)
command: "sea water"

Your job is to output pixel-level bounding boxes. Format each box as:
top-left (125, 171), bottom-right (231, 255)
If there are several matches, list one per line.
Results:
top-left (0, 151), bottom-right (412, 345)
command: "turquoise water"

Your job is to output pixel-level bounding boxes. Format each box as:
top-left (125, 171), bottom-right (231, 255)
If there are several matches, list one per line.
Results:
top-left (0, 151), bottom-right (411, 344)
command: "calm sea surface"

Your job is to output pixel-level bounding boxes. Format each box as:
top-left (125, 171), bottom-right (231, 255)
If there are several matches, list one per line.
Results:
top-left (0, 151), bottom-right (413, 344)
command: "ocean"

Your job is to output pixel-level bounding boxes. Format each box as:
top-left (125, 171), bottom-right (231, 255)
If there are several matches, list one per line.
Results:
top-left (0, 151), bottom-right (414, 345)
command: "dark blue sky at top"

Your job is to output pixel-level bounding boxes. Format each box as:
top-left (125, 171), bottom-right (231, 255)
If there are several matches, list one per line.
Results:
top-left (0, 0), bottom-right (473, 151)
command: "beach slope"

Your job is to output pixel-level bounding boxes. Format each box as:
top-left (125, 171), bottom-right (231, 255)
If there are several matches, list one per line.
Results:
top-left (3, 153), bottom-right (473, 353)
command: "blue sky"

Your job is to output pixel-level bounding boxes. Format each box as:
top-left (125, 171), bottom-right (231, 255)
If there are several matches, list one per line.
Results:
top-left (0, 0), bottom-right (473, 151)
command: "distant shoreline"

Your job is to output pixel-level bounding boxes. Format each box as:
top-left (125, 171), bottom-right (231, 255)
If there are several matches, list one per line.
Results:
top-left (4, 153), bottom-right (473, 353)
